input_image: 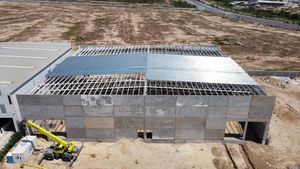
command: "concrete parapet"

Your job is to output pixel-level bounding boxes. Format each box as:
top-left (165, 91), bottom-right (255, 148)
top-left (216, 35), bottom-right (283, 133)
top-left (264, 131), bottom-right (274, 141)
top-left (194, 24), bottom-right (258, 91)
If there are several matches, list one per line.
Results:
top-left (145, 96), bottom-right (176, 106)
top-left (85, 117), bottom-right (114, 128)
top-left (175, 118), bottom-right (206, 129)
top-left (175, 106), bottom-right (207, 118)
top-left (176, 96), bottom-right (209, 106)
top-left (113, 96), bottom-right (144, 106)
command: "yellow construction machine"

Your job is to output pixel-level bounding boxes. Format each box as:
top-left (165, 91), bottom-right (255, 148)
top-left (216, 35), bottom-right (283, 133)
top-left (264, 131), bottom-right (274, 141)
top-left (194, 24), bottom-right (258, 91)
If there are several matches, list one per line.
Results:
top-left (25, 120), bottom-right (83, 167)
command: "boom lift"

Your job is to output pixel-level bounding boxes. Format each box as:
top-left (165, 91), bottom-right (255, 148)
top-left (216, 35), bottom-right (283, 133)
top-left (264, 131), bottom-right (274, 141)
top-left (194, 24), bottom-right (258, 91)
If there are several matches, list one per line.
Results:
top-left (25, 120), bottom-right (83, 167)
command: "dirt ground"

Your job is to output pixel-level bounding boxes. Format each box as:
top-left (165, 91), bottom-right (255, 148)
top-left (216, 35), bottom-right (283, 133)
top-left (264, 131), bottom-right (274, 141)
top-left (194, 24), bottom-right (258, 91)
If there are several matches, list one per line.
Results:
top-left (0, 1), bottom-right (299, 70)
top-left (0, 1), bottom-right (300, 169)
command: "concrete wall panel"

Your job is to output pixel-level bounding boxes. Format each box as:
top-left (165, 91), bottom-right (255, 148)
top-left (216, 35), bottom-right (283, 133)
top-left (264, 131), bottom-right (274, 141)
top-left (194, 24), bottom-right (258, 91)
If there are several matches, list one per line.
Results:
top-left (208, 96), bottom-right (228, 106)
top-left (115, 128), bottom-right (138, 139)
top-left (65, 117), bottom-right (85, 128)
top-left (228, 96), bottom-right (251, 107)
top-left (17, 95), bottom-right (41, 105)
top-left (20, 105), bottom-right (64, 119)
top-left (85, 117), bottom-right (114, 128)
top-left (114, 106), bottom-right (144, 117)
top-left (175, 129), bottom-right (205, 140)
top-left (176, 107), bottom-right (207, 118)
top-left (175, 118), bottom-right (206, 129)
top-left (206, 119), bottom-right (226, 129)
top-left (145, 96), bottom-right (176, 106)
top-left (152, 128), bottom-right (174, 139)
top-left (251, 96), bottom-right (275, 107)
top-left (63, 95), bottom-right (82, 105)
top-left (145, 106), bottom-right (175, 117)
top-left (207, 107), bottom-right (227, 118)
top-left (39, 95), bottom-right (63, 105)
top-left (81, 96), bottom-right (112, 106)
top-left (145, 117), bottom-right (175, 129)
top-left (113, 96), bottom-right (144, 106)
top-left (115, 117), bottom-right (144, 128)
top-left (66, 128), bottom-right (86, 138)
top-left (86, 128), bottom-right (115, 139)
top-left (227, 107), bottom-right (249, 119)
top-left (248, 106), bottom-right (273, 119)
top-left (204, 129), bottom-right (224, 140)
top-left (83, 106), bottom-right (113, 117)
top-left (64, 105), bottom-right (83, 117)
top-left (176, 96), bottom-right (209, 106)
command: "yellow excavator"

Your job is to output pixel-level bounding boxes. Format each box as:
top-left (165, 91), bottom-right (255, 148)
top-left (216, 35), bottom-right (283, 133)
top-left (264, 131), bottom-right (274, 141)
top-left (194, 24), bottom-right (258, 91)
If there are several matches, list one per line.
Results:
top-left (25, 120), bottom-right (83, 167)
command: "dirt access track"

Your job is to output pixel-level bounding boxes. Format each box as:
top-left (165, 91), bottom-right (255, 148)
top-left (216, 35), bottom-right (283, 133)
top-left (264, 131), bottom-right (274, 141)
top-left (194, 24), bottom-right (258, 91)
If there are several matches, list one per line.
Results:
top-left (0, 0), bottom-right (299, 70)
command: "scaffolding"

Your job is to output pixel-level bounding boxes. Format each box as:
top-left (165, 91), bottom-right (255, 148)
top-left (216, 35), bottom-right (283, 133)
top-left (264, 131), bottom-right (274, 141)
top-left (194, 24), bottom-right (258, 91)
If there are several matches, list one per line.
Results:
top-left (30, 74), bottom-right (265, 96)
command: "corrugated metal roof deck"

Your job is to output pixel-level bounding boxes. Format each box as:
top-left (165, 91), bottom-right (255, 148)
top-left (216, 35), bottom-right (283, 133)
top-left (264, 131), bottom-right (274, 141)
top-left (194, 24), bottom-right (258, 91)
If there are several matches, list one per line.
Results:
top-left (48, 53), bottom-right (256, 85)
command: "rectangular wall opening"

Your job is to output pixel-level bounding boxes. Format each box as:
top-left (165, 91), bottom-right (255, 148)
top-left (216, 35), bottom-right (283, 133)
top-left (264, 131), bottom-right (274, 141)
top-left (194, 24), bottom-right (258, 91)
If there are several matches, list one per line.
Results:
top-left (137, 129), bottom-right (152, 139)
top-left (224, 121), bottom-right (245, 141)
top-left (245, 122), bottom-right (267, 144)
top-left (0, 118), bottom-right (15, 132)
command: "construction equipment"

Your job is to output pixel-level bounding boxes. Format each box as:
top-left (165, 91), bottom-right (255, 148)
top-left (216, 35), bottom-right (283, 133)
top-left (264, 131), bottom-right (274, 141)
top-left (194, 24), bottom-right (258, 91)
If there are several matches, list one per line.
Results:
top-left (25, 120), bottom-right (83, 167)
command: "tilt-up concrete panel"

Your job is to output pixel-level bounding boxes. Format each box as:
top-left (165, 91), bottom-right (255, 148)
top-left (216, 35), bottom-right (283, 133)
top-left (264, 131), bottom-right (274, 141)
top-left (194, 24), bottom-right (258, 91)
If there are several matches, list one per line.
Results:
top-left (176, 96), bottom-right (209, 106)
top-left (204, 129), bottom-right (225, 140)
top-left (83, 106), bottom-right (113, 117)
top-left (206, 118), bottom-right (226, 129)
top-left (65, 117), bottom-right (85, 128)
top-left (175, 129), bottom-right (205, 140)
top-left (85, 128), bottom-right (115, 139)
top-left (208, 96), bottom-right (228, 107)
top-left (175, 118), bottom-right (206, 129)
top-left (114, 106), bottom-right (144, 117)
top-left (145, 106), bottom-right (175, 117)
top-left (226, 107), bottom-right (249, 119)
top-left (207, 107), bottom-right (227, 118)
top-left (113, 96), bottom-right (144, 106)
top-left (66, 128), bottom-right (86, 139)
top-left (115, 128), bottom-right (138, 139)
top-left (228, 96), bottom-right (251, 107)
top-left (114, 117), bottom-right (144, 128)
top-left (145, 117), bottom-right (175, 129)
top-left (62, 95), bottom-right (82, 105)
top-left (175, 107), bottom-right (207, 118)
top-left (85, 117), bottom-right (114, 128)
top-left (81, 95), bottom-right (112, 106)
top-left (145, 96), bottom-right (177, 106)
top-left (64, 105), bottom-right (83, 117)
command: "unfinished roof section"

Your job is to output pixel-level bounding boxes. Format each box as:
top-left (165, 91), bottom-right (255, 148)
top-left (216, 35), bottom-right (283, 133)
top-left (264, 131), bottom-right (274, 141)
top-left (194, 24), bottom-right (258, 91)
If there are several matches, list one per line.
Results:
top-left (0, 42), bottom-right (71, 93)
top-left (30, 45), bottom-right (265, 96)
top-left (74, 45), bottom-right (225, 57)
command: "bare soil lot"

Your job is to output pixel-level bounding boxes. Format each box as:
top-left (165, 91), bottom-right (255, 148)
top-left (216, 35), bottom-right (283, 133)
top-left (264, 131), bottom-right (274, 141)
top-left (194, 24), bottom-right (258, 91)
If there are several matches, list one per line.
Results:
top-left (0, 1), bottom-right (300, 169)
top-left (0, 1), bottom-right (299, 70)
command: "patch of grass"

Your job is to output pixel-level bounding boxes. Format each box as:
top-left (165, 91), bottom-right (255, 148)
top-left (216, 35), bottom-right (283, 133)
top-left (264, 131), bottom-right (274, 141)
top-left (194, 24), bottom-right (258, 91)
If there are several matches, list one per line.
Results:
top-left (171, 0), bottom-right (196, 8)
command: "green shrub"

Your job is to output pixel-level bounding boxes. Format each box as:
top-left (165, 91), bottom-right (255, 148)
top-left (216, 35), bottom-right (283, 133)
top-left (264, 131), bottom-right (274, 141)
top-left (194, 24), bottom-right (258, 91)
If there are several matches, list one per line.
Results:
top-left (0, 126), bottom-right (25, 162)
top-left (172, 0), bottom-right (196, 8)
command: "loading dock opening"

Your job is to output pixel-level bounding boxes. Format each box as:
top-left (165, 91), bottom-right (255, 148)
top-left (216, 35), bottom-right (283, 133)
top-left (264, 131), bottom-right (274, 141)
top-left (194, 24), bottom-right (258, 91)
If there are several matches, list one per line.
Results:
top-left (0, 118), bottom-right (15, 132)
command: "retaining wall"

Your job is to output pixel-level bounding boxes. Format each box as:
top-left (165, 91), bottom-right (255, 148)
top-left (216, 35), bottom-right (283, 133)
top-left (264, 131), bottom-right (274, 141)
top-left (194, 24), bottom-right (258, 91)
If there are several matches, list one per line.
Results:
top-left (16, 95), bottom-right (275, 143)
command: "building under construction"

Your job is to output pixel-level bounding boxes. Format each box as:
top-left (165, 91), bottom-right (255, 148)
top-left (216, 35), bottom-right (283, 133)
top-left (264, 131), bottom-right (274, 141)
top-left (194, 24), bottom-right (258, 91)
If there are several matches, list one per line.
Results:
top-left (1, 43), bottom-right (275, 144)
